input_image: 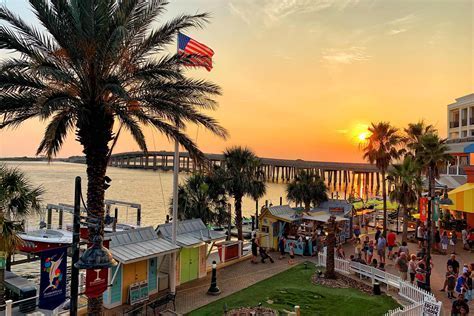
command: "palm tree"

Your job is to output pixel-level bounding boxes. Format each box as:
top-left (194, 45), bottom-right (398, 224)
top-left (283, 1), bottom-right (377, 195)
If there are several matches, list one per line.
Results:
top-left (404, 121), bottom-right (437, 157)
top-left (416, 133), bottom-right (452, 291)
top-left (325, 215), bottom-right (337, 279)
top-left (388, 156), bottom-right (420, 242)
top-left (220, 147), bottom-right (266, 240)
top-left (0, 165), bottom-right (43, 307)
top-left (171, 172), bottom-right (227, 226)
top-left (286, 170), bottom-right (328, 211)
top-left (362, 122), bottom-right (402, 235)
top-left (0, 2), bottom-right (227, 312)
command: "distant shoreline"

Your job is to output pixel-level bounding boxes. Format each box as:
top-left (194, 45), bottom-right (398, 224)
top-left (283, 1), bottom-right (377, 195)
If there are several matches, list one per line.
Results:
top-left (0, 156), bottom-right (85, 163)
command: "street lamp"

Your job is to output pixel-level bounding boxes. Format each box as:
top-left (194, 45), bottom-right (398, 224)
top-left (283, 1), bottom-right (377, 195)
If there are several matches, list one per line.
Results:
top-left (207, 261), bottom-right (220, 295)
top-left (74, 235), bottom-right (117, 269)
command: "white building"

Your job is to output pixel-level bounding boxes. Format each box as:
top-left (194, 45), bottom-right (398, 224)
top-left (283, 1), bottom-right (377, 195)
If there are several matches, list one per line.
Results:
top-left (444, 93), bottom-right (474, 181)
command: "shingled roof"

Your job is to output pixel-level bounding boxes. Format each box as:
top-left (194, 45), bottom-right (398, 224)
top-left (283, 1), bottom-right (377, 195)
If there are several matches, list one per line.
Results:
top-left (156, 218), bottom-right (226, 247)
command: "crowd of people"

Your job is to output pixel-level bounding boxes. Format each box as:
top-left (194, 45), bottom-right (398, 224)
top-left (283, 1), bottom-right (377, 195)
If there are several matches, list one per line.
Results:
top-left (348, 223), bottom-right (472, 316)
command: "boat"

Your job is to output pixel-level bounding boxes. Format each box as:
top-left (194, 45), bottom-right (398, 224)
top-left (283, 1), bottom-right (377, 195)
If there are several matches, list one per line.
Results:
top-left (18, 229), bottom-right (73, 253)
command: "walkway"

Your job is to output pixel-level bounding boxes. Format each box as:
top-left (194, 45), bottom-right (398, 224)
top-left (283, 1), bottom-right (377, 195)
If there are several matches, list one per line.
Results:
top-left (176, 255), bottom-right (307, 314)
top-left (341, 228), bottom-right (473, 314)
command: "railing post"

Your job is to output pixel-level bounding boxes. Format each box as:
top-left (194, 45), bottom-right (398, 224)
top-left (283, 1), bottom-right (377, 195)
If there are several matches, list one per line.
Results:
top-left (295, 305), bottom-right (300, 316)
top-left (5, 300), bottom-right (12, 316)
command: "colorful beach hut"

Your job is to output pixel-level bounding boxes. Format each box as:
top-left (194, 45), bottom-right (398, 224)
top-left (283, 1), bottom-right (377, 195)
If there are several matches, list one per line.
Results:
top-left (102, 227), bottom-right (179, 309)
top-left (156, 219), bottom-right (226, 285)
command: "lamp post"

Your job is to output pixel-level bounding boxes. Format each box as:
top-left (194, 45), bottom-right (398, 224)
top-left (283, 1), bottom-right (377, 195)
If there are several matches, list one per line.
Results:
top-left (207, 261), bottom-right (220, 295)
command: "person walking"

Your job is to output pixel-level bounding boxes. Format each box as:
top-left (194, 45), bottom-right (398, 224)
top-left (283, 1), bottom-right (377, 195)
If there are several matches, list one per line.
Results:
top-left (377, 233), bottom-right (387, 264)
top-left (387, 230), bottom-right (397, 260)
top-left (451, 293), bottom-right (470, 316)
top-left (446, 265), bottom-right (457, 299)
top-left (416, 262), bottom-right (427, 290)
top-left (455, 273), bottom-right (469, 296)
top-left (251, 233), bottom-right (259, 264)
top-left (278, 235), bottom-right (287, 260)
top-left (398, 241), bottom-right (409, 257)
top-left (442, 254), bottom-right (460, 291)
top-left (395, 252), bottom-right (409, 281)
top-left (362, 235), bottom-right (370, 262)
top-left (434, 228), bottom-right (441, 252)
top-left (417, 224), bottom-right (424, 248)
top-left (451, 231), bottom-right (458, 254)
top-left (408, 254), bottom-right (418, 284)
top-left (368, 240), bottom-right (375, 264)
top-left (461, 228), bottom-right (469, 250)
top-left (375, 227), bottom-right (382, 243)
top-left (441, 231), bottom-right (449, 255)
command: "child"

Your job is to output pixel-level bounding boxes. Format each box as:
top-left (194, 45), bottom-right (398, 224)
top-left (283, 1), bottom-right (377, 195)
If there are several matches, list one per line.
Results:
top-left (288, 242), bottom-right (295, 265)
top-left (363, 236), bottom-right (370, 262)
top-left (446, 265), bottom-right (457, 299)
top-left (354, 237), bottom-right (362, 258)
top-left (441, 231), bottom-right (449, 255)
top-left (368, 240), bottom-right (375, 264)
top-left (416, 262), bottom-right (427, 290)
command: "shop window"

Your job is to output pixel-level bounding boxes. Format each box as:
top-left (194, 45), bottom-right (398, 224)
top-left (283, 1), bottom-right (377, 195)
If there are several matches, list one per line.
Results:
top-left (261, 225), bottom-right (269, 233)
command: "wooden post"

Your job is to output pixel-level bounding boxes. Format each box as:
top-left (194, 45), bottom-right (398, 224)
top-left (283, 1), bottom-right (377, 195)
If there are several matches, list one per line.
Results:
top-left (295, 306), bottom-right (300, 316)
top-left (280, 196), bottom-right (283, 205)
top-left (47, 207), bottom-right (52, 229)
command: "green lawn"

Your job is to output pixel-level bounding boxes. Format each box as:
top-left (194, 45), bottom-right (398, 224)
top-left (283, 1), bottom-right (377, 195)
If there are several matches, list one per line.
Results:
top-left (189, 263), bottom-right (399, 316)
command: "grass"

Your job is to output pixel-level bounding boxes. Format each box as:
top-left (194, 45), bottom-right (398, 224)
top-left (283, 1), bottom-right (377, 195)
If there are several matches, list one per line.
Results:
top-left (352, 199), bottom-right (399, 211)
top-left (189, 263), bottom-right (399, 316)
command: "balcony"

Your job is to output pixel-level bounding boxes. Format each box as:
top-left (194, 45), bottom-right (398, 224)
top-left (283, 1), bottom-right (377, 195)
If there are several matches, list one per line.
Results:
top-left (449, 121), bottom-right (459, 128)
top-left (462, 119), bottom-right (468, 126)
top-left (470, 117), bottom-right (474, 125)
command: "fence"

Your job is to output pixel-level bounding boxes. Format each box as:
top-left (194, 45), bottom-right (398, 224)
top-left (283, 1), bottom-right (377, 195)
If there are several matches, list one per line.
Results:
top-left (317, 253), bottom-right (442, 316)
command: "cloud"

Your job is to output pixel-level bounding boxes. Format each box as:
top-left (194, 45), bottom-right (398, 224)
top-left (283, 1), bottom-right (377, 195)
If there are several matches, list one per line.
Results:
top-left (228, 0), bottom-right (361, 27)
top-left (386, 14), bottom-right (416, 35)
top-left (337, 129), bottom-right (348, 134)
top-left (322, 46), bottom-right (371, 64)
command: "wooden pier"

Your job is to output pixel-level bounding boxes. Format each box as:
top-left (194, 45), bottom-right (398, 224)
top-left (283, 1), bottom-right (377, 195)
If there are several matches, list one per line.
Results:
top-left (109, 151), bottom-right (384, 193)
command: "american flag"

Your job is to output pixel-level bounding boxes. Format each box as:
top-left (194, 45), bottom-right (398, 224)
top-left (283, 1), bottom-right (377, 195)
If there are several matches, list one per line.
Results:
top-left (178, 32), bottom-right (214, 71)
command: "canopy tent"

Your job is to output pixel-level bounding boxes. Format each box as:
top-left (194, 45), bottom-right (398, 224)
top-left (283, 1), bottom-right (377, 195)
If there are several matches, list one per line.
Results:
top-left (443, 183), bottom-right (474, 214)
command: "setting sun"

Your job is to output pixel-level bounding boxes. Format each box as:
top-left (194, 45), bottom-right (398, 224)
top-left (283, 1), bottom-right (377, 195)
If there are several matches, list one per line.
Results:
top-left (358, 132), bottom-right (369, 142)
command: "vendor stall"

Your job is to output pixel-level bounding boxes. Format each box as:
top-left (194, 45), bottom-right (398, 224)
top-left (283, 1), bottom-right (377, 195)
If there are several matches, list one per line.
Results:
top-left (258, 199), bottom-right (353, 256)
top-left (103, 227), bottom-right (179, 309)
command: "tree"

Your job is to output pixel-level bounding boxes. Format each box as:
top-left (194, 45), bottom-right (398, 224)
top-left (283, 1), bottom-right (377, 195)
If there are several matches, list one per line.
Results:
top-left (362, 122), bottom-right (402, 236)
top-left (171, 172), bottom-right (227, 226)
top-left (0, 1), bottom-right (227, 312)
top-left (0, 165), bottom-right (43, 307)
top-left (403, 121), bottom-right (437, 158)
top-left (416, 133), bottom-right (452, 291)
top-left (219, 147), bottom-right (266, 240)
top-left (286, 170), bottom-right (328, 211)
top-left (388, 156), bottom-right (420, 242)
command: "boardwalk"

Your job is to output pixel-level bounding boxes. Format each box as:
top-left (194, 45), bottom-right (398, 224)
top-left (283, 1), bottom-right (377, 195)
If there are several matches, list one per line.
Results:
top-left (109, 151), bottom-right (384, 190)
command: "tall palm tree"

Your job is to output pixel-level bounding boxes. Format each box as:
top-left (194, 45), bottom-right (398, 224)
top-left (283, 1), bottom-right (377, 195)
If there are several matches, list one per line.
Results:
top-left (388, 156), bottom-right (420, 242)
top-left (416, 133), bottom-right (452, 291)
top-left (0, 1), bottom-right (227, 312)
top-left (362, 122), bottom-right (402, 235)
top-left (404, 121), bottom-right (437, 157)
top-left (171, 172), bottom-right (227, 226)
top-left (220, 147), bottom-right (266, 240)
top-left (286, 170), bottom-right (328, 211)
top-left (0, 165), bottom-right (43, 307)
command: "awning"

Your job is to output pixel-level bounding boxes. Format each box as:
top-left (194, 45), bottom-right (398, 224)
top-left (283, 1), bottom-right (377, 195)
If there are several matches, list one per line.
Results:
top-left (447, 183), bottom-right (474, 214)
top-left (302, 213), bottom-right (349, 223)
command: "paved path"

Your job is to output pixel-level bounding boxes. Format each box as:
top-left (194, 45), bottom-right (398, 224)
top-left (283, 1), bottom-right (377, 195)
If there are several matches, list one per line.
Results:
top-left (176, 255), bottom-right (308, 314)
top-left (342, 228), bottom-right (473, 314)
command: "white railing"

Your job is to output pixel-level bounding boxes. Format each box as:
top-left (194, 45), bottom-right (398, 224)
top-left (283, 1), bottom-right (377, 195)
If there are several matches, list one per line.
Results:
top-left (317, 253), bottom-right (442, 316)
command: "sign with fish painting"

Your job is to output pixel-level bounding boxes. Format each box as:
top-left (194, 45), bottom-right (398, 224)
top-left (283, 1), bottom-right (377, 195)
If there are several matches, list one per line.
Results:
top-left (38, 247), bottom-right (67, 310)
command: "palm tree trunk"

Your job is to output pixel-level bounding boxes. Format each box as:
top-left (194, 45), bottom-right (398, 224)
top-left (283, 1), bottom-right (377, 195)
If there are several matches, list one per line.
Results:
top-left (304, 201), bottom-right (310, 211)
top-left (235, 195), bottom-right (243, 241)
top-left (0, 267), bottom-right (4, 310)
top-left (402, 205), bottom-right (409, 243)
top-left (382, 169), bottom-right (387, 237)
top-left (325, 215), bottom-right (337, 279)
top-left (425, 166), bottom-right (435, 291)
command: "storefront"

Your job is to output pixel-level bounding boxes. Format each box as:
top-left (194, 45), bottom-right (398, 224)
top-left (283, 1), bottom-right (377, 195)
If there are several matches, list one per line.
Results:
top-left (103, 227), bottom-right (179, 309)
top-left (156, 219), bottom-right (226, 286)
top-left (258, 199), bottom-right (352, 255)
top-left (442, 165), bottom-right (474, 229)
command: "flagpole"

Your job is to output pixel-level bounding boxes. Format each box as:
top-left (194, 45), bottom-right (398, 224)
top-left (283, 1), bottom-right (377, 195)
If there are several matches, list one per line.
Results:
top-left (169, 33), bottom-right (181, 295)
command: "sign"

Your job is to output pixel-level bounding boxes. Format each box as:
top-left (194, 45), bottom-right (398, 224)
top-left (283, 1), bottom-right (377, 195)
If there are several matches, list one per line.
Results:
top-left (39, 247), bottom-right (67, 310)
top-left (422, 300), bottom-right (441, 316)
top-left (329, 207), bottom-right (344, 213)
top-left (433, 198), bottom-right (440, 222)
top-left (129, 281), bottom-right (149, 305)
top-left (84, 240), bottom-right (110, 298)
top-left (419, 197), bottom-right (428, 222)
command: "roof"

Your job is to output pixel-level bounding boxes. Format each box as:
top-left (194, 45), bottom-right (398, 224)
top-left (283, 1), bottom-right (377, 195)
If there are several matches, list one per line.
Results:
top-left (302, 213), bottom-right (349, 222)
top-left (315, 199), bottom-right (352, 215)
top-left (107, 227), bottom-right (179, 264)
top-left (156, 218), bottom-right (226, 247)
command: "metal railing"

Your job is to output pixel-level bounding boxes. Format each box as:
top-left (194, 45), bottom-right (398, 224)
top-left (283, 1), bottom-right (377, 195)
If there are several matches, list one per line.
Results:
top-left (449, 121), bottom-right (459, 128)
top-left (317, 253), bottom-right (442, 316)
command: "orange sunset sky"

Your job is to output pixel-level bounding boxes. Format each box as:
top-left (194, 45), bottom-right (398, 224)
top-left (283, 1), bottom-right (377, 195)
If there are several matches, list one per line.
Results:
top-left (0, 0), bottom-right (473, 162)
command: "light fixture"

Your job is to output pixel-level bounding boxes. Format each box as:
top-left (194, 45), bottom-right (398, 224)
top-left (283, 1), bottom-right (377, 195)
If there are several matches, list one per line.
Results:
top-left (75, 236), bottom-right (117, 269)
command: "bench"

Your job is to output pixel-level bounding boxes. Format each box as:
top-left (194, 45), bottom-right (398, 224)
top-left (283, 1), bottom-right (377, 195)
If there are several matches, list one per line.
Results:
top-left (148, 293), bottom-right (176, 315)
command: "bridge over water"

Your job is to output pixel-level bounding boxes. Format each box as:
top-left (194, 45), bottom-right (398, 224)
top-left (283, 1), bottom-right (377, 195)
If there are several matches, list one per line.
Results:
top-left (109, 151), bottom-right (384, 195)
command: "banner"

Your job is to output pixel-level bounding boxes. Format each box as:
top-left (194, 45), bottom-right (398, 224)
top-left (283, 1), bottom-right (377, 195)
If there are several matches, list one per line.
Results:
top-left (433, 198), bottom-right (440, 222)
top-left (39, 247), bottom-right (67, 310)
top-left (419, 197), bottom-right (428, 222)
top-left (84, 240), bottom-right (110, 298)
